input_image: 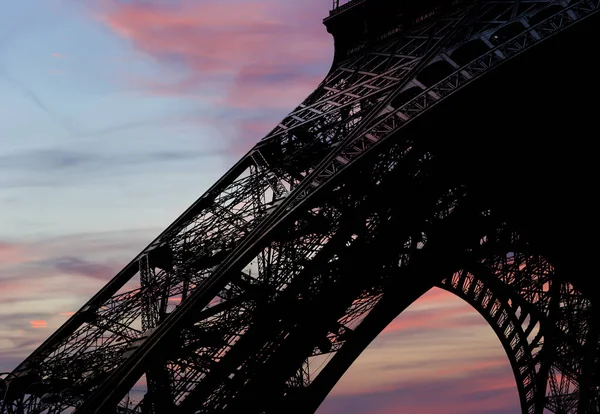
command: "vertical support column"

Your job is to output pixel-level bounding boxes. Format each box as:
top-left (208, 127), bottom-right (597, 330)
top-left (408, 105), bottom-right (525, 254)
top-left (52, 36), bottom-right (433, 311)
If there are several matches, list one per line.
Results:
top-left (578, 313), bottom-right (599, 413)
top-left (251, 149), bottom-right (288, 199)
top-left (533, 280), bottom-right (561, 414)
top-left (139, 251), bottom-right (173, 413)
top-left (140, 254), bottom-right (161, 331)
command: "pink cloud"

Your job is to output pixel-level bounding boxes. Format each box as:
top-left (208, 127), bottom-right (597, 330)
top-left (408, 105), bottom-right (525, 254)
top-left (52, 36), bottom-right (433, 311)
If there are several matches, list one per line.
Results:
top-left (431, 357), bottom-right (510, 379)
top-left (319, 361), bottom-right (519, 414)
top-left (0, 242), bottom-right (26, 266)
top-left (91, 0), bottom-right (333, 154)
top-left (96, 0), bottom-right (331, 96)
top-left (375, 387), bottom-right (516, 414)
top-left (382, 304), bottom-right (484, 334)
top-left (226, 64), bottom-right (323, 109)
top-left (226, 118), bottom-right (284, 156)
top-left (416, 288), bottom-right (456, 304)
top-left (51, 52), bottom-right (65, 58)
top-left (29, 320), bottom-right (47, 329)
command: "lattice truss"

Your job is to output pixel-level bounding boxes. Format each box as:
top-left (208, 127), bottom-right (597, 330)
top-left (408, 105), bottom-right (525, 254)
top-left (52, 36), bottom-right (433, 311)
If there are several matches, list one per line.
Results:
top-left (1, 0), bottom-right (599, 412)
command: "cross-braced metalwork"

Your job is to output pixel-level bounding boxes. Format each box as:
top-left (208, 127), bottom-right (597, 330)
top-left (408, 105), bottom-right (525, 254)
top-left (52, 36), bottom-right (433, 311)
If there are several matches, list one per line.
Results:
top-left (1, 0), bottom-right (599, 412)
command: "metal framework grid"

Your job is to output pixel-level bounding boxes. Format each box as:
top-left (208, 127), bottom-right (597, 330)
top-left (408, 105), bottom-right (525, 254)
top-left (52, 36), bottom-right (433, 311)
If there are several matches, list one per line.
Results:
top-left (1, 0), bottom-right (599, 413)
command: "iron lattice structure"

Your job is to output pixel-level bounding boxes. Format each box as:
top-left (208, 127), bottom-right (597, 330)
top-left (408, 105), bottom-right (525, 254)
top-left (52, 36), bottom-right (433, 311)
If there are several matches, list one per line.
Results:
top-left (1, 0), bottom-right (599, 412)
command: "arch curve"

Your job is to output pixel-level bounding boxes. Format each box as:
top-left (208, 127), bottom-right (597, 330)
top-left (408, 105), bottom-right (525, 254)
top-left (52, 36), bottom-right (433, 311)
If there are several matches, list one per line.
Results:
top-left (287, 246), bottom-right (599, 414)
top-left (437, 269), bottom-right (538, 413)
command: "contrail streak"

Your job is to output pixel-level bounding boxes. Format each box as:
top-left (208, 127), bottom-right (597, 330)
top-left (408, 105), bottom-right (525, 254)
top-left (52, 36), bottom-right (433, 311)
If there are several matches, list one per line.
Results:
top-left (0, 66), bottom-right (75, 135)
top-left (0, 26), bottom-right (75, 136)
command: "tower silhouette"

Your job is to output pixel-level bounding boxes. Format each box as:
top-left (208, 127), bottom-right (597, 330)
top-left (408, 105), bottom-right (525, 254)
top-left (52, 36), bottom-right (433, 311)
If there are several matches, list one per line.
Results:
top-left (1, 0), bottom-right (599, 412)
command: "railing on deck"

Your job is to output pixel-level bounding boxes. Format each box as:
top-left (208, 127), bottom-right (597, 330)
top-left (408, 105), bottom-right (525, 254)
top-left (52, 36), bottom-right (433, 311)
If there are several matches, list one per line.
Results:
top-left (330, 0), bottom-right (366, 15)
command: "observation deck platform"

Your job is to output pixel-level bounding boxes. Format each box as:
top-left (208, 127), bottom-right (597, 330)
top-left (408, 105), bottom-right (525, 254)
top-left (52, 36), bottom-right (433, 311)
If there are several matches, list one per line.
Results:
top-left (324, 0), bottom-right (461, 60)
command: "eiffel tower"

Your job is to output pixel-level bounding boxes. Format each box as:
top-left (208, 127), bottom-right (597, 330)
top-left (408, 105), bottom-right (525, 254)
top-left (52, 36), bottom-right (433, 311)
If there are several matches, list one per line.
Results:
top-left (2, 0), bottom-right (599, 412)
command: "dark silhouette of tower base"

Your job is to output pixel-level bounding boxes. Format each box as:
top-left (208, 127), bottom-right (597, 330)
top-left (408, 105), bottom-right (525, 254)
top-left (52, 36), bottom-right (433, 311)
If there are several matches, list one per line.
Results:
top-left (2, 0), bottom-right (599, 412)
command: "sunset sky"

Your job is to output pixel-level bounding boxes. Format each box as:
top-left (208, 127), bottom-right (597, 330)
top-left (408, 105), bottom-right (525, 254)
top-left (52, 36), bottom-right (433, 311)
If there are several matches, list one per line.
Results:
top-left (0, 0), bottom-right (519, 412)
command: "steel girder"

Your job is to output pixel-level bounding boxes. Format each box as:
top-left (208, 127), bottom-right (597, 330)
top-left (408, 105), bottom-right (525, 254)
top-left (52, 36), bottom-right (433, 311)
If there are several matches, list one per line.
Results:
top-left (1, 0), bottom-right (599, 413)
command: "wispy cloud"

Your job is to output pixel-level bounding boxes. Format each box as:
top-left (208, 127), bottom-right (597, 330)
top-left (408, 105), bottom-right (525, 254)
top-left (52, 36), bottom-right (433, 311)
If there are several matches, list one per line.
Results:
top-left (40, 256), bottom-right (119, 281)
top-left (382, 304), bottom-right (488, 335)
top-left (0, 146), bottom-right (227, 189)
top-left (0, 228), bottom-right (158, 296)
top-left (0, 228), bottom-right (159, 369)
top-left (319, 365), bottom-right (519, 414)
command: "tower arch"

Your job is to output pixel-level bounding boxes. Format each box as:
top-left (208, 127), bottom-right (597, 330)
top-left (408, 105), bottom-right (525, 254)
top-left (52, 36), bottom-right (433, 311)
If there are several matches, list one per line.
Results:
top-left (284, 238), bottom-right (598, 414)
